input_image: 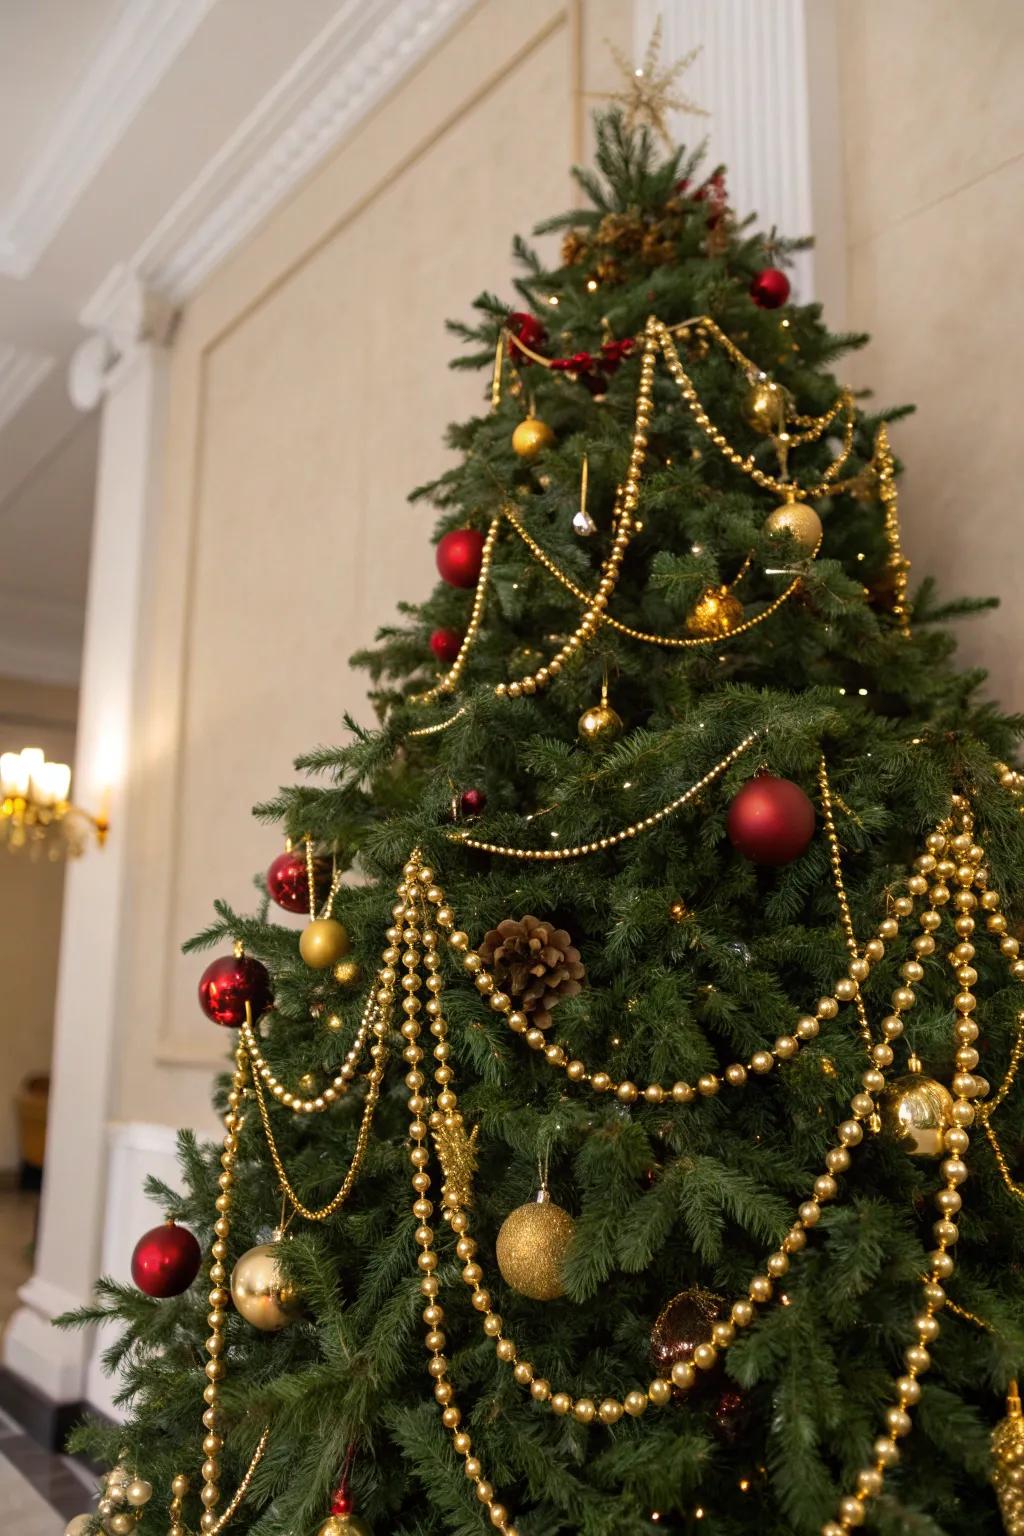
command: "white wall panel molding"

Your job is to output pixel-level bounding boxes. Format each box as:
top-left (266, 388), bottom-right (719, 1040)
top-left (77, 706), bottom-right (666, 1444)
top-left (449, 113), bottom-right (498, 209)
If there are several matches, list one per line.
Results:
top-left (80, 0), bottom-right (477, 331)
top-left (0, 343), bottom-right (54, 432)
top-left (633, 0), bottom-right (845, 321)
top-left (0, 0), bottom-right (214, 280)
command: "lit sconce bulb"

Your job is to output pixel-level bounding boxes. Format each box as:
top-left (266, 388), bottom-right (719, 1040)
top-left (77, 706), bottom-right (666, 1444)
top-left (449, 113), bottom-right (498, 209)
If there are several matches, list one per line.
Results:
top-left (40, 762), bottom-right (71, 805)
top-left (1, 753), bottom-right (28, 797)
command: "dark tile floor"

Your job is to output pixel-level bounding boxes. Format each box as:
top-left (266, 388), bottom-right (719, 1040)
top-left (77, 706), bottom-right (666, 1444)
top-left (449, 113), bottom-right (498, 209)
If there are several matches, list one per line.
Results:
top-left (0, 1405), bottom-right (96, 1529)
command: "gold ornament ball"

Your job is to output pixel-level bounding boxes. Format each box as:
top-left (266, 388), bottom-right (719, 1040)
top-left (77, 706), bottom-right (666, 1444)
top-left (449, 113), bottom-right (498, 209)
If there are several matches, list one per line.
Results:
top-left (333, 957), bottom-right (362, 988)
top-left (685, 586), bottom-right (744, 638)
top-left (577, 701), bottom-right (623, 747)
top-left (742, 379), bottom-right (785, 436)
top-left (318, 1519), bottom-right (373, 1536)
top-left (763, 500), bottom-right (823, 555)
top-left (108, 1515), bottom-right (136, 1536)
top-left (125, 1480), bottom-right (153, 1508)
top-left (879, 1074), bottom-right (955, 1157)
top-left (300, 918), bottom-right (350, 970)
top-left (65, 1520), bottom-right (93, 1536)
top-left (511, 416), bottom-right (554, 458)
top-left (496, 1191), bottom-right (575, 1301)
top-left (230, 1243), bottom-right (302, 1331)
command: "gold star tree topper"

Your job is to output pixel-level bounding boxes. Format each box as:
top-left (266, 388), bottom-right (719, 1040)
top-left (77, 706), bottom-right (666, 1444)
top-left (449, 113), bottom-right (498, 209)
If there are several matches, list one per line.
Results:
top-left (600, 18), bottom-right (708, 147)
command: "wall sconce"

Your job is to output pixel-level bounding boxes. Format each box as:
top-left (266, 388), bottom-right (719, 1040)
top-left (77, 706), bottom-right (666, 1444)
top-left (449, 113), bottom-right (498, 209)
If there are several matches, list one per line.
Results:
top-left (0, 747), bottom-right (109, 858)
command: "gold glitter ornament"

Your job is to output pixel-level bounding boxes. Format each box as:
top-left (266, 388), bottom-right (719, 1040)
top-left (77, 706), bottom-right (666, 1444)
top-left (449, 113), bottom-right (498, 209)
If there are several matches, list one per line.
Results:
top-left (763, 499), bottom-right (822, 554)
top-left (685, 586), bottom-right (743, 637)
top-left (512, 416), bottom-right (554, 458)
top-left (992, 1383), bottom-right (1024, 1535)
top-left (879, 1073), bottom-right (954, 1158)
top-left (333, 957), bottom-right (362, 987)
top-left (742, 378), bottom-right (786, 436)
top-left (318, 1519), bottom-right (373, 1536)
top-left (230, 1242), bottom-right (302, 1331)
top-left (496, 1188), bottom-right (575, 1301)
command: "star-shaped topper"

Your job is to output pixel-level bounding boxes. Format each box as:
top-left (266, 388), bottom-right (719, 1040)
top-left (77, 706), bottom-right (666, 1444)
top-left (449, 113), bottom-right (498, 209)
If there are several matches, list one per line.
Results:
top-left (597, 18), bottom-right (709, 147)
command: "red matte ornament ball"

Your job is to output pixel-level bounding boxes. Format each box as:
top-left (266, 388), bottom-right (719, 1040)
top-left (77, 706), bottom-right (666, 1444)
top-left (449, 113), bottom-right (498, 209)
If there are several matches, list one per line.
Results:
top-left (506, 310), bottom-right (547, 363)
top-left (727, 775), bottom-right (815, 865)
top-left (459, 787), bottom-right (487, 818)
top-left (750, 266), bottom-right (791, 309)
top-left (430, 628), bottom-right (464, 665)
top-left (266, 849), bottom-right (332, 914)
top-left (436, 528), bottom-right (485, 589)
top-left (198, 952), bottom-right (273, 1027)
top-left (131, 1221), bottom-right (202, 1297)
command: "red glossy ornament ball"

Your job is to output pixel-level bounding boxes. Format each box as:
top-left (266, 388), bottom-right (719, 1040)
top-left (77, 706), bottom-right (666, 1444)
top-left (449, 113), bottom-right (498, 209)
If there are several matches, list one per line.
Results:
top-left (459, 787), bottom-right (487, 818)
top-left (430, 628), bottom-right (464, 665)
top-left (266, 849), bottom-right (331, 914)
top-left (198, 952), bottom-right (272, 1027)
top-left (750, 266), bottom-right (791, 309)
top-left (131, 1221), bottom-right (201, 1297)
top-left (727, 775), bottom-right (815, 865)
top-left (507, 310), bottom-right (547, 363)
top-left (436, 528), bottom-right (485, 589)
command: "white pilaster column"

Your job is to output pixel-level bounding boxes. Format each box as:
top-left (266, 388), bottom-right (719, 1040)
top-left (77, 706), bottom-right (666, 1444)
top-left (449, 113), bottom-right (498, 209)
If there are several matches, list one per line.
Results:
top-left (3, 294), bottom-right (172, 1404)
top-left (634, 0), bottom-right (846, 322)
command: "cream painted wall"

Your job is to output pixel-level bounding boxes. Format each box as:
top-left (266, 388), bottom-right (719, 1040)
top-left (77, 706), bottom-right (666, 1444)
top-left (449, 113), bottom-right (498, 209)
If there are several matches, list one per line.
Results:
top-left (0, 675), bottom-right (77, 1169)
top-left (112, 0), bottom-right (631, 1128)
top-left (839, 0), bottom-right (1024, 706)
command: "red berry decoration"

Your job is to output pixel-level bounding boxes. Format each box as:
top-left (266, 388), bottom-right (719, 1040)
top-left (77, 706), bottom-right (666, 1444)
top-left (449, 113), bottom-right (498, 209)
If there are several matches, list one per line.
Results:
top-left (727, 775), bottom-right (815, 866)
top-left (198, 951), bottom-right (272, 1027)
top-left (506, 310), bottom-right (547, 364)
top-left (436, 528), bottom-right (485, 589)
top-left (266, 848), bottom-right (331, 914)
top-left (131, 1220), bottom-right (201, 1297)
top-left (459, 787), bottom-right (487, 818)
top-left (750, 266), bottom-right (791, 309)
top-left (430, 628), bottom-right (464, 665)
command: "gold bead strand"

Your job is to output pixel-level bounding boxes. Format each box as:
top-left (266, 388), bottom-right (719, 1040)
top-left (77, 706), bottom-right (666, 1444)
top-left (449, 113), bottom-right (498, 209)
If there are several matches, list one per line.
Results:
top-left (166, 1473), bottom-right (188, 1536)
top-left (240, 991), bottom-right (376, 1113)
top-left (197, 1046), bottom-right (248, 1533)
top-left (818, 758), bottom-right (875, 1058)
top-left (448, 729), bottom-right (760, 861)
top-left (414, 517), bottom-right (503, 704)
top-left (875, 425), bottom-right (912, 634)
top-left (397, 864), bottom-right (520, 1536)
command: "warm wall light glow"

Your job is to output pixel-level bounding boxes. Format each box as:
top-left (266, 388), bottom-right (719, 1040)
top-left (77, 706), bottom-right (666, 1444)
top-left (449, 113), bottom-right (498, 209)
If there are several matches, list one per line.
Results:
top-left (1, 745), bottom-right (106, 857)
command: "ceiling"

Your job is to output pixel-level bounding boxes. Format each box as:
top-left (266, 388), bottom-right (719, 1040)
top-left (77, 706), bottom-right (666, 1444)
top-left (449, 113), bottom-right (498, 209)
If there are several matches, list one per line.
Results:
top-left (0, 0), bottom-right (473, 689)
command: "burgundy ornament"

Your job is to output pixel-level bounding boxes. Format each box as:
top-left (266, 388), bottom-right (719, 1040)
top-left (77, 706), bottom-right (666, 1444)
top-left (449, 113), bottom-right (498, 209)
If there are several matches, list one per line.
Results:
top-left (436, 528), bottom-right (485, 589)
top-left (458, 787), bottom-right (487, 819)
top-left (198, 952), bottom-right (272, 1027)
top-left (712, 1385), bottom-right (751, 1445)
top-left (750, 266), bottom-right (791, 309)
top-left (726, 775), bottom-right (815, 866)
top-left (131, 1221), bottom-right (201, 1298)
top-left (650, 1288), bottom-right (724, 1390)
top-left (430, 628), bottom-right (464, 665)
top-left (266, 848), bottom-right (331, 914)
top-left (506, 310), bottom-right (547, 364)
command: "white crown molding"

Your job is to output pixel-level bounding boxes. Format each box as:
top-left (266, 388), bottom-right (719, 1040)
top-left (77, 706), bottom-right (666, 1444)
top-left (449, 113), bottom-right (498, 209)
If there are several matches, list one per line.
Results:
top-left (80, 0), bottom-right (475, 331)
top-left (0, 0), bottom-right (215, 281)
top-left (0, 343), bottom-right (55, 432)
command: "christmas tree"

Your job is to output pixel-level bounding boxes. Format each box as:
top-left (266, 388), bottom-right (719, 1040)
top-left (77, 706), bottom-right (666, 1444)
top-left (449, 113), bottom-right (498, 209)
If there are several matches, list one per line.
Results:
top-left (61, 98), bottom-right (1024, 1536)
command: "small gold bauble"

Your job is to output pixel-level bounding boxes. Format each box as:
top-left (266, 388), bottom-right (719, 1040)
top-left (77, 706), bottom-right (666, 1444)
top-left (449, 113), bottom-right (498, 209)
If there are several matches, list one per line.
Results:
top-left (125, 1479), bottom-right (153, 1508)
top-left (298, 1072), bottom-right (319, 1095)
top-left (300, 917), bottom-right (350, 970)
top-left (496, 1189), bottom-right (575, 1302)
top-left (668, 898), bottom-right (691, 924)
top-left (763, 500), bottom-right (823, 555)
top-left (685, 586), bottom-right (743, 638)
top-left (879, 1074), bottom-right (954, 1157)
top-left (65, 1519), bottom-right (93, 1536)
top-left (108, 1515), bottom-right (136, 1536)
top-left (230, 1243), bottom-right (302, 1331)
top-left (577, 701), bottom-right (623, 747)
top-left (992, 1386), bottom-right (1024, 1533)
top-left (742, 379), bottom-right (786, 435)
top-left (333, 957), bottom-right (362, 987)
top-left (511, 415), bottom-right (555, 458)
top-left (318, 1519), bottom-right (372, 1536)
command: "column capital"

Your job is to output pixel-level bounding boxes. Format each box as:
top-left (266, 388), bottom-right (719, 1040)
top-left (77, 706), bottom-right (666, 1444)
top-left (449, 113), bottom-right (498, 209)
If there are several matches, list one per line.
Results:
top-left (68, 275), bottom-right (177, 411)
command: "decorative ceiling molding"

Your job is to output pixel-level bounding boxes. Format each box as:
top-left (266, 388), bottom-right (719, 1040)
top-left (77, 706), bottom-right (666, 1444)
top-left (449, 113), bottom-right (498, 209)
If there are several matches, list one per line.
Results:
top-left (80, 0), bottom-right (476, 332)
top-left (0, 0), bottom-right (215, 281)
top-left (0, 344), bottom-right (55, 433)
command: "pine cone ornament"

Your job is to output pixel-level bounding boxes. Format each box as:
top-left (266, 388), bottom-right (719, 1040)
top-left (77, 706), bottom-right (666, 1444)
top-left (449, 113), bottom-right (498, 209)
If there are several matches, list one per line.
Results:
top-left (477, 916), bottom-right (585, 1030)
